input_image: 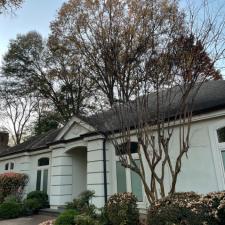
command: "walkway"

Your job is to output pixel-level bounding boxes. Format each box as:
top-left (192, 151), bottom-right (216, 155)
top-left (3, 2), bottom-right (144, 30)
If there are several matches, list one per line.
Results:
top-left (0, 215), bottom-right (56, 225)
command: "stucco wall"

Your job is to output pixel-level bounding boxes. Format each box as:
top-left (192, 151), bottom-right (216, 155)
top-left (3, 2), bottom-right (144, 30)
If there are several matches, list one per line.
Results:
top-left (0, 112), bottom-right (225, 209)
top-left (0, 151), bottom-right (52, 196)
top-left (108, 114), bottom-right (225, 207)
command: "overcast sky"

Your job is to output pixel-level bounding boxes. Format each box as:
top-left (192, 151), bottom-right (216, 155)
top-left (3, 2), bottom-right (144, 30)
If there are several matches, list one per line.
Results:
top-left (0, 0), bottom-right (65, 63)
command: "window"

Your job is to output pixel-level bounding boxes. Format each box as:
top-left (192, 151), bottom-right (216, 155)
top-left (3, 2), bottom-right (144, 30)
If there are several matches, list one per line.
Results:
top-left (116, 142), bottom-right (138, 155)
top-left (10, 162), bottom-right (14, 170)
top-left (115, 144), bottom-right (144, 202)
top-left (5, 163), bottom-right (9, 171)
top-left (36, 157), bottom-right (49, 193)
top-left (221, 151), bottom-right (225, 170)
top-left (217, 127), bottom-right (225, 186)
top-left (5, 162), bottom-right (14, 171)
top-left (217, 127), bottom-right (225, 143)
top-left (38, 158), bottom-right (49, 167)
top-left (36, 170), bottom-right (42, 191)
top-left (131, 160), bottom-right (143, 201)
top-left (116, 162), bottom-right (127, 193)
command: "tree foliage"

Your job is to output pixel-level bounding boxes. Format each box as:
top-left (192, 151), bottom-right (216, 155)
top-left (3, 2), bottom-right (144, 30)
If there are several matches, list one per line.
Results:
top-left (2, 31), bottom-right (94, 122)
top-left (33, 112), bottom-right (60, 135)
top-left (0, 0), bottom-right (23, 13)
top-left (50, 0), bottom-right (185, 105)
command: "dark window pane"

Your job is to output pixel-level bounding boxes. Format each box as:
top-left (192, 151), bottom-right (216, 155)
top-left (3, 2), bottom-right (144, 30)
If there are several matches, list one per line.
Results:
top-left (43, 169), bottom-right (48, 193)
top-left (222, 151), bottom-right (225, 171)
top-left (217, 128), bottom-right (225, 143)
top-left (5, 163), bottom-right (9, 170)
top-left (116, 162), bottom-right (127, 193)
top-left (131, 160), bottom-right (143, 201)
top-left (38, 158), bottom-right (49, 166)
top-left (36, 170), bottom-right (41, 191)
top-left (116, 142), bottom-right (138, 155)
top-left (10, 162), bottom-right (14, 170)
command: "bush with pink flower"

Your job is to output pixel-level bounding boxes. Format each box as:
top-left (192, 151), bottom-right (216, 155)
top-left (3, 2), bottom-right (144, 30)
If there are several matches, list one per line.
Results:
top-left (106, 192), bottom-right (139, 225)
top-left (148, 191), bottom-right (225, 225)
top-left (0, 172), bottom-right (29, 202)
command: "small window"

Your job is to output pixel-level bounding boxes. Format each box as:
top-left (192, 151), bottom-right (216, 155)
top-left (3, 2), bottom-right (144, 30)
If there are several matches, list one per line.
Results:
top-left (116, 142), bottom-right (138, 155)
top-left (5, 163), bottom-right (9, 171)
top-left (38, 158), bottom-right (49, 167)
top-left (10, 162), bottom-right (14, 170)
top-left (217, 127), bottom-right (225, 143)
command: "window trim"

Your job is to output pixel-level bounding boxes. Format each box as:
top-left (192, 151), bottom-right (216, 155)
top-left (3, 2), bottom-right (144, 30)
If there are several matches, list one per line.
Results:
top-left (115, 147), bottom-right (144, 203)
top-left (4, 161), bottom-right (15, 171)
top-left (209, 122), bottom-right (225, 190)
top-left (38, 157), bottom-right (50, 167)
top-left (36, 157), bottom-right (50, 194)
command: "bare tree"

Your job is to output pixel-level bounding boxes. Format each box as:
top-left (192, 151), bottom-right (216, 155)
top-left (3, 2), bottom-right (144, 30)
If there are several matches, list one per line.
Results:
top-left (50, 0), bottom-right (185, 106)
top-left (0, 0), bottom-right (23, 13)
top-left (0, 90), bottom-right (37, 145)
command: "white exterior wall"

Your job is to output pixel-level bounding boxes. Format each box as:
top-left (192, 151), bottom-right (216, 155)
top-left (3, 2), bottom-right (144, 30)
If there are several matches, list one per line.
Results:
top-left (86, 137), bottom-right (109, 208)
top-left (0, 150), bottom-right (52, 196)
top-left (0, 111), bottom-right (225, 209)
top-left (108, 113), bottom-right (225, 208)
top-left (50, 144), bottom-right (73, 208)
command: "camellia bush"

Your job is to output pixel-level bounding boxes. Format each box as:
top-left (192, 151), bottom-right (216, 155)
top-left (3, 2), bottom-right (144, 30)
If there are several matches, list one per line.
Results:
top-left (106, 192), bottom-right (139, 225)
top-left (0, 172), bottom-right (29, 202)
top-left (148, 192), bottom-right (225, 225)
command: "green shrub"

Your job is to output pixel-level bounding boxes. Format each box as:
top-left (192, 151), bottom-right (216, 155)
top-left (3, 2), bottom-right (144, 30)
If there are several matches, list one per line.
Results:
top-left (4, 194), bottom-right (20, 203)
top-left (27, 190), bottom-right (49, 208)
top-left (98, 207), bottom-right (111, 225)
top-left (148, 204), bottom-right (204, 225)
top-left (217, 203), bottom-right (225, 225)
top-left (66, 190), bottom-right (96, 216)
top-left (74, 214), bottom-right (99, 225)
top-left (0, 172), bottom-right (28, 202)
top-left (55, 210), bottom-right (77, 225)
top-left (205, 192), bottom-right (225, 225)
top-left (0, 202), bottom-right (22, 219)
top-left (23, 198), bottom-right (42, 214)
top-left (106, 192), bottom-right (139, 225)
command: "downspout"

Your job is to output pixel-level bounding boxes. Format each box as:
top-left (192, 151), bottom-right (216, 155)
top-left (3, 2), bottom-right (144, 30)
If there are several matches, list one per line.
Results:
top-left (103, 137), bottom-right (108, 204)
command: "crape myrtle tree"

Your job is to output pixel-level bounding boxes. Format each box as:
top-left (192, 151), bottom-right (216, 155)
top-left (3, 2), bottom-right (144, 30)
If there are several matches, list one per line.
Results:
top-left (50, 0), bottom-right (225, 204)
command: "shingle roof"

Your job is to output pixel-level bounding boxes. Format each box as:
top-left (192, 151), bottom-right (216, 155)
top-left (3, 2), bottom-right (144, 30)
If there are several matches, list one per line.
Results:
top-left (0, 79), bottom-right (225, 158)
top-left (84, 79), bottom-right (225, 132)
top-left (0, 129), bottom-right (62, 157)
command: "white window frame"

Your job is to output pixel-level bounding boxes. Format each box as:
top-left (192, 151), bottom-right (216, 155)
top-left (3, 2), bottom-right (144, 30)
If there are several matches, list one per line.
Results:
top-left (36, 157), bottom-right (50, 194)
top-left (115, 152), bottom-right (145, 203)
top-left (209, 122), bottom-right (225, 190)
top-left (5, 161), bottom-right (15, 171)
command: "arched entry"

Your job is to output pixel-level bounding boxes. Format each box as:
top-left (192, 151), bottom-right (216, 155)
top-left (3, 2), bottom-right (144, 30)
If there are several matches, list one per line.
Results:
top-left (67, 146), bottom-right (87, 199)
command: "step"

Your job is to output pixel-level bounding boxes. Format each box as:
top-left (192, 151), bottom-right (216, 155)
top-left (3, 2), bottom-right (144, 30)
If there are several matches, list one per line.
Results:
top-left (39, 208), bottom-right (65, 217)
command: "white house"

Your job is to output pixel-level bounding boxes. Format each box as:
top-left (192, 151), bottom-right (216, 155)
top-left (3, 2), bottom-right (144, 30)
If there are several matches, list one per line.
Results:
top-left (0, 80), bottom-right (225, 210)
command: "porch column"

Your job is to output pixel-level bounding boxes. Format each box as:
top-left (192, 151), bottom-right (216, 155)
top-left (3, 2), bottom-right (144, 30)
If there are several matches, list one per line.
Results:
top-left (86, 137), bottom-right (109, 208)
top-left (50, 144), bottom-right (73, 209)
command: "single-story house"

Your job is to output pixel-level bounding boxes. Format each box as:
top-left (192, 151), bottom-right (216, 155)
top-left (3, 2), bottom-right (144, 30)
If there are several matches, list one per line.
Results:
top-left (0, 80), bottom-right (225, 210)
